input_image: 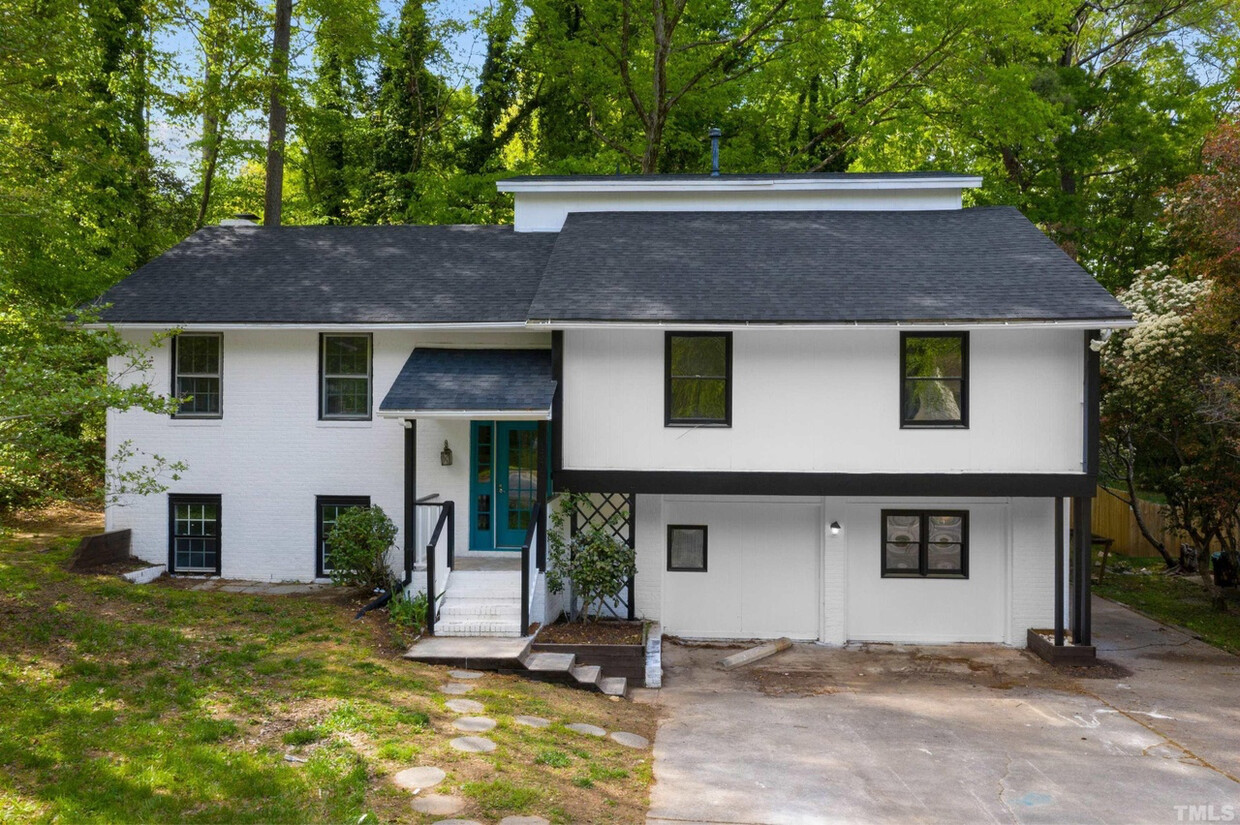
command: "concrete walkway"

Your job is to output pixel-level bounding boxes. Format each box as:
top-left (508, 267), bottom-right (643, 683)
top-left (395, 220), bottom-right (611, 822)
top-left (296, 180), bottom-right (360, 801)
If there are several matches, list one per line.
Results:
top-left (648, 597), bottom-right (1240, 825)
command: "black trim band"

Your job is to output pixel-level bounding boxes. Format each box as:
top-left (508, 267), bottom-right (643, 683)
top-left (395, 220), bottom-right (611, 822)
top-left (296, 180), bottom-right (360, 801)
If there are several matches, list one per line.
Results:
top-left (556, 470), bottom-right (1096, 498)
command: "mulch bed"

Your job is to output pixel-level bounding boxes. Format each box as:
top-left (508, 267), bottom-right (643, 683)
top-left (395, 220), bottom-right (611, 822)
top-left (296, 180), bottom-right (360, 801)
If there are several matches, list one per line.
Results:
top-left (537, 619), bottom-right (644, 645)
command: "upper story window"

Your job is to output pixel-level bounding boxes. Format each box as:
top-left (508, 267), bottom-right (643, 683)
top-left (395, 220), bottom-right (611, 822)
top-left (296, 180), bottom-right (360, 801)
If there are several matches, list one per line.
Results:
top-left (172, 333), bottom-right (222, 418)
top-left (665, 331), bottom-right (732, 427)
top-left (901, 332), bottom-right (967, 428)
top-left (320, 334), bottom-right (372, 420)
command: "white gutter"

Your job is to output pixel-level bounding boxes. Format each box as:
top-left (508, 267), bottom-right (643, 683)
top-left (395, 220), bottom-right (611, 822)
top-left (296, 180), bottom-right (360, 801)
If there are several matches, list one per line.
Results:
top-left (379, 408), bottom-right (551, 421)
top-left (80, 321), bottom-right (532, 332)
top-left (496, 177), bottom-right (984, 193)
top-left (525, 318), bottom-right (1137, 331)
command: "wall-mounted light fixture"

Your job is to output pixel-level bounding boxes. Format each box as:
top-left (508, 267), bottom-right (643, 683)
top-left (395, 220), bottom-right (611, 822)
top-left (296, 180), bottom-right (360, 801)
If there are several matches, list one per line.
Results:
top-left (440, 440), bottom-right (453, 466)
top-left (830, 521), bottom-right (842, 536)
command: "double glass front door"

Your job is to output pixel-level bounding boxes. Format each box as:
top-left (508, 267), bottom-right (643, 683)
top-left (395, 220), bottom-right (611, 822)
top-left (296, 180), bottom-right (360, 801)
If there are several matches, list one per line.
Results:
top-left (470, 421), bottom-right (542, 550)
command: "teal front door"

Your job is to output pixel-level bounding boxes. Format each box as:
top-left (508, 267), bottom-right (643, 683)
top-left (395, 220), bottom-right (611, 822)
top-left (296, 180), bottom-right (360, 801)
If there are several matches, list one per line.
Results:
top-left (470, 421), bottom-right (543, 550)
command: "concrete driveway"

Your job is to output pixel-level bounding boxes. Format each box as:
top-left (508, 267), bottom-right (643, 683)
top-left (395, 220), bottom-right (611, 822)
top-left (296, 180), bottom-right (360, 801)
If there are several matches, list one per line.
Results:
top-left (646, 598), bottom-right (1240, 824)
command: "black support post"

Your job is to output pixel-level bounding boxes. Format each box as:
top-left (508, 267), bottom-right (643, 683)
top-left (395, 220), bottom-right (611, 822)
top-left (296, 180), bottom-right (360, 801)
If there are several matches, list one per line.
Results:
top-left (1054, 497), bottom-right (1064, 647)
top-left (403, 420), bottom-right (416, 584)
top-left (551, 331), bottom-right (563, 481)
top-left (1071, 496), bottom-right (1093, 645)
top-left (536, 420), bottom-right (548, 571)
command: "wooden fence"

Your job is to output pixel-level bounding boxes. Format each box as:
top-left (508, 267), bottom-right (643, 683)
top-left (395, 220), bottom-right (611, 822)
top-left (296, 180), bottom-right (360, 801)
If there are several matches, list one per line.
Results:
top-left (1090, 486), bottom-right (1208, 558)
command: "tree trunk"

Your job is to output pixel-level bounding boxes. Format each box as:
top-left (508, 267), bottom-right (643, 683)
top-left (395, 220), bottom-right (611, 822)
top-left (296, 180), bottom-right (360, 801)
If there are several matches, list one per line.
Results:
top-left (263, 0), bottom-right (293, 226)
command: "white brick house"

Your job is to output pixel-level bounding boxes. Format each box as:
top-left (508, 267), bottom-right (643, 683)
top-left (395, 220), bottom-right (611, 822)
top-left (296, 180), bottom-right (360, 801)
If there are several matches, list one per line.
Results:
top-left (94, 172), bottom-right (1132, 648)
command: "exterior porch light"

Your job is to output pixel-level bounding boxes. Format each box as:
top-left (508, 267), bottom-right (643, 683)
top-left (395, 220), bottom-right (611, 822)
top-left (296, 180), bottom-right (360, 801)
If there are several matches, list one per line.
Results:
top-left (830, 521), bottom-right (842, 535)
top-left (440, 440), bottom-right (453, 466)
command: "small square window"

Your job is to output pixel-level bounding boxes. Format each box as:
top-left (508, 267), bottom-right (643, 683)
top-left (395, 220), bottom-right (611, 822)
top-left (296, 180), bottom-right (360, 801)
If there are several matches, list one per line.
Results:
top-left (667, 525), bottom-right (707, 572)
top-left (881, 510), bottom-right (968, 578)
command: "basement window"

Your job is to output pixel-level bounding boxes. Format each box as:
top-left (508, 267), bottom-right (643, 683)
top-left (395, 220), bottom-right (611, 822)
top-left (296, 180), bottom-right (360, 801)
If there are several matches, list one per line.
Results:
top-left (169, 494), bottom-right (221, 575)
top-left (667, 525), bottom-right (708, 572)
top-left (665, 332), bottom-right (732, 426)
top-left (320, 334), bottom-right (372, 420)
top-left (316, 496), bottom-right (370, 578)
top-left (882, 510), bottom-right (968, 578)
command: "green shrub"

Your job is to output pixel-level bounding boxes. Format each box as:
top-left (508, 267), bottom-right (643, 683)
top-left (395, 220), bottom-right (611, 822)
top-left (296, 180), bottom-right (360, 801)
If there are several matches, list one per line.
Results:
top-left (325, 506), bottom-right (398, 591)
top-left (546, 495), bottom-right (637, 623)
top-left (389, 589), bottom-right (429, 635)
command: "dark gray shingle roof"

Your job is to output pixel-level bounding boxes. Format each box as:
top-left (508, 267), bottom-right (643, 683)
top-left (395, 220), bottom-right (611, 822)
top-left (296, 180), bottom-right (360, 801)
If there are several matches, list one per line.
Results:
top-left (527, 208), bottom-right (1131, 323)
top-left (93, 225), bottom-right (557, 324)
top-left (380, 349), bottom-right (554, 413)
top-left (499, 172), bottom-right (979, 182)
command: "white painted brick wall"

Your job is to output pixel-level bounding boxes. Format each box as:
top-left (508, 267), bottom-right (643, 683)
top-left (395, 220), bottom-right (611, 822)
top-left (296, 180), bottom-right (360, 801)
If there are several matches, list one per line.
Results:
top-left (107, 328), bottom-right (546, 582)
top-left (1008, 497), bottom-right (1056, 645)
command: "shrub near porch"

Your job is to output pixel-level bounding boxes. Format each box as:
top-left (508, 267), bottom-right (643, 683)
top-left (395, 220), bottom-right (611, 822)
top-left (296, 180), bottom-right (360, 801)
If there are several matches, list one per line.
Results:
top-left (0, 511), bottom-right (655, 823)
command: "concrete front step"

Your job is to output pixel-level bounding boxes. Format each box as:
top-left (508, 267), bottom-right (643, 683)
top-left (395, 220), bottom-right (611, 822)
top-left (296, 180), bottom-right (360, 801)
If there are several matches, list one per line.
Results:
top-left (435, 619), bottom-right (523, 637)
top-left (440, 600), bottom-right (522, 619)
top-left (598, 676), bottom-right (628, 697)
top-left (570, 664), bottom-right (602, 686)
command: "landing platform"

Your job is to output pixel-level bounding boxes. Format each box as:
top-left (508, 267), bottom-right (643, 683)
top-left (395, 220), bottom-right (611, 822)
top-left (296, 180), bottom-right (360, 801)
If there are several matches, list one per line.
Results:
top-left (404, 635), bottom-right (533, 669)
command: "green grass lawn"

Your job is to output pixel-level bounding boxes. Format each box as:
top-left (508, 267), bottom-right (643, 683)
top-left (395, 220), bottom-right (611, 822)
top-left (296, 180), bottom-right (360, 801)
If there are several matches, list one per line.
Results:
top-left (1096, 556), bottom-right (1240, 656)
top-left (0, 514), bottom-right (655, 823)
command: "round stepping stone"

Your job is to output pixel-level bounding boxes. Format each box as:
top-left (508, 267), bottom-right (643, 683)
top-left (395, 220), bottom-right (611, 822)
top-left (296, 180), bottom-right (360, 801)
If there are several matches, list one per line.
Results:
top-left (450, 736), bottom-right (497, 753)
top-left (391, 766), bottom-right (446, 790)
top-left (445, 698), bottom-right (485, 714)
top-left (410, 794), bottom-right (465, 815)
top-left (452, 716), bottom-right (497, 733)
top-left (440, 682), bottom-right (474, 695)
top-left (566, 722), bottom-right (606, 737)
top-left (513, 715), bottom-right (550, 728)
top-left (498, 818), bottom-right (551, 825)
top-left (609, 731), bottom-right (649, 749)
top-left (434, 821), bottom-right (484, 825)
top-left (448, 669), bottom-right (485, 680)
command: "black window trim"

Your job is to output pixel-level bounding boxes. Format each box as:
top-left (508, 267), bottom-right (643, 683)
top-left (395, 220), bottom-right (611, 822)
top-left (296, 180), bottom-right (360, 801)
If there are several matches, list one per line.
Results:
top-left (899, 330), bottom-right (969, 429)
top-left (880, 509), bottom-right (969, 579)
top-left (664, 330), bottom-right (733, 427)
top-left (168, 493), bottom-right (222, 576)
top-left (319, 332), bottom-right (373, 421)
top-left (316, 495), bottom-right (371, 578)
top-left (667, 524), bottom-right (708, 572)
top-left (170, 332), bottom-right (223, 419)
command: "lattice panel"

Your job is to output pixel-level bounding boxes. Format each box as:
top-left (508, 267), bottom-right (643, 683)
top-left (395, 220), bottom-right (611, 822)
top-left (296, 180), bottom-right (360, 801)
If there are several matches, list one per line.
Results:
top-left (570, 493), bottom-right (636, 620)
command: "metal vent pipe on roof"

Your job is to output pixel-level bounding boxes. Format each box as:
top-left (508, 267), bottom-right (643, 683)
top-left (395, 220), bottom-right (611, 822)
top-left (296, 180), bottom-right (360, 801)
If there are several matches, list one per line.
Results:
top-left (709, 127), bottom-right (722, 176)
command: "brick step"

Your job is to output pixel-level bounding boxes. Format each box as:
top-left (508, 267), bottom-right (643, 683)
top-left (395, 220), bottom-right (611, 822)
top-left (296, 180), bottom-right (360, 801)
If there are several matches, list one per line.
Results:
top-left (440, 600), bottom-right (522, 618)
top-left (434, 619), bottom-right (523, 637)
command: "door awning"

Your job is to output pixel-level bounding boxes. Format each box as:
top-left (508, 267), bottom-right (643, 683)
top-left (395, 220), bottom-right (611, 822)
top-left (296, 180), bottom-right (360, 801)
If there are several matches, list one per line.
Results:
top-left (379, 348), bottom-right (555, 420)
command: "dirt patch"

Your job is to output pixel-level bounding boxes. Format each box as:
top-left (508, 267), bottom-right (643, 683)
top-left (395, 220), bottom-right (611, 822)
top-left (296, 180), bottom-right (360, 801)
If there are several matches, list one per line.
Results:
top-left (69, 558), bottom-right (153, 576)
top-left (537, 619), bottom-right (644, 645)
top-left (746, 668), bottom-right (842, 696)
top-left (5, 502), bottom-right (103, 541)
top-left (1052, 659), bottom-right (1134, 679)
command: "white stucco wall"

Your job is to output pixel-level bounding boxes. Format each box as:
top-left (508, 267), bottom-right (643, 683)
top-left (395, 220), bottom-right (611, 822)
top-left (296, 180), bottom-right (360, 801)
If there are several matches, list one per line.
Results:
top-left (509, 186), bottom-right (968, 231)
top-left (562, 327), bottom-right (1085, 474)
top-left (633, 495), bottom-right (1055, 646)
top-left (106, 328), bottom-right (547, 581)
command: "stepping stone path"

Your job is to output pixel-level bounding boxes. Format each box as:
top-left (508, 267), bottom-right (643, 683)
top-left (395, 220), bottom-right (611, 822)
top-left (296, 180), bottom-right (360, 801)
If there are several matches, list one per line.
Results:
top-left (513, 715), bottom-right (550, 728)
top-left (450, 736), bottom-right (497, 753)
top-left (410, 794), bottom-right (465, 816)
top-left (440, 682), bottom-right (475, 695)
top-left (391, 766), bottom-right (446, 791)
top-left (452, 716), bottom-right (497, 733)
top-left (445, 698), bottom-right (484, 714)
top-left (566, 722), bottom-right (606, 738)
top-left (433, 821), bottom-right (484, 825)
top-left (609, 731), bottom-right (649, 749)
top-left (448, 669), bottom-right (485, 680)
top-left (498, 818), bottom-right (551, 825)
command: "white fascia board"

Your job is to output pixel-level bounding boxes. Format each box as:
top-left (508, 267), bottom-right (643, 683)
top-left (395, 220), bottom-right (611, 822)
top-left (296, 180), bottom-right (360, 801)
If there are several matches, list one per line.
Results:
top-left (526, 318), bottom-right (1137, 331)
top-left (497, 177), bottom-right (984, 193)
top-left (82, 321), bottom-right (531, 332)
top-left (379, 408), bottom-right (552, 421)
